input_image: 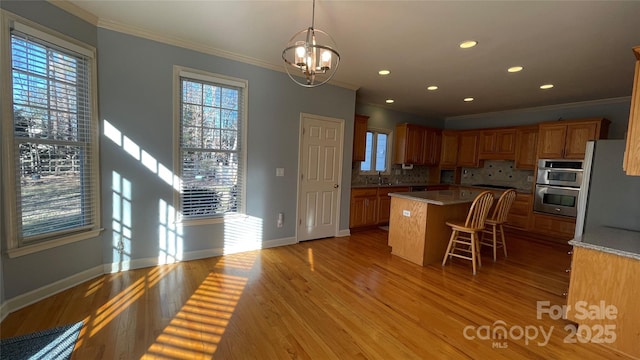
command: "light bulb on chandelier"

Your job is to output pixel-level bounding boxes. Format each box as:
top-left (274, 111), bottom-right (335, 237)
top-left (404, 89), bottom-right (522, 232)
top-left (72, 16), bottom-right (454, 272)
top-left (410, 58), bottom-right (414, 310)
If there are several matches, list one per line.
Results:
top-left (282, 0), bottom-right (340, 87)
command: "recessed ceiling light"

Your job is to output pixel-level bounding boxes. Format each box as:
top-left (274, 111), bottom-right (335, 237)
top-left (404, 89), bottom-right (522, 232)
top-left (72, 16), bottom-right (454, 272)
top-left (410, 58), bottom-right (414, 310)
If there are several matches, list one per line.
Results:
top-left (459, 40), bottom-right (478, 49)
top-left (540, 84), bottom-right (554, 89)
top-left (508, 66), bottom-right (523, 73)
top-left (463, 97), bottom-right (474, 102)
top-left (378, 70), bottom-right (390, 75)
top-left (427, 85), bottom-right (439, 91)
top-left (385, 99), bottom-right (394, 104)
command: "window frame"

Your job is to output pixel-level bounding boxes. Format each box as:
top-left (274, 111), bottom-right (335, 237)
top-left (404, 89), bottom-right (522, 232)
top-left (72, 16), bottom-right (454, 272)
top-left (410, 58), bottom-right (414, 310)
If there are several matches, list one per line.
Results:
top-left (172, 66), bottom-right (248, 226)
top-left (1, 12), bottom-right (101, 258)
top-left (359, 127), bottom-right (393, 175)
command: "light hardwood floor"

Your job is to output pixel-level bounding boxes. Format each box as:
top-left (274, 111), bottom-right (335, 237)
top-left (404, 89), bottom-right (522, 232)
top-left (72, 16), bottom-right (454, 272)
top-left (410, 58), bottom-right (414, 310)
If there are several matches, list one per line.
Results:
top-left (0, 229), bottom-right (634, 359)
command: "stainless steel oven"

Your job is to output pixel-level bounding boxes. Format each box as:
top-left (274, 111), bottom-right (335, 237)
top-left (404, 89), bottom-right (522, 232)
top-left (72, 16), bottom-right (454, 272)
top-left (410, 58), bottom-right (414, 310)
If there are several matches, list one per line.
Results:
top-left (534, 184), bottom-right (580, 217)
top-left (534, 159), bottom-right (585, 217)
top-left (536, 159), bottom-right (584, 187)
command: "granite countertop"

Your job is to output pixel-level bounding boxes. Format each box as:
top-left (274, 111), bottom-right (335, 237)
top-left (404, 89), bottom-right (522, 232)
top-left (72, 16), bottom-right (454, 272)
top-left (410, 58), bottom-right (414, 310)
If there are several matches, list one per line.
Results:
top-left (570, 226), bottom-right (640, 260)
top-left (388, 189), bottom-right (490, 206)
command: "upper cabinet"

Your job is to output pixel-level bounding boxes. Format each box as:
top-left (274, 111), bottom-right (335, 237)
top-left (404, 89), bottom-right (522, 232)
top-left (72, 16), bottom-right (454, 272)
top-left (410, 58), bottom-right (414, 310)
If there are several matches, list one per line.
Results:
top-left (514, 126), bottom-right (538, 169)
top-left (439, 131), bottom-right (459, 168)
top-left (439, 130), bottom-right (480, 168)
top-left (422, 127), bottom-right (442, 166)
top-left (457, 130), bottom-right (481, 167)
top-left (537, 118), bottom-right (610, 159)
top-left (394, 123), bottom-right (441, 165)
top-left (479, 128), bottom-right (516, 160)
top-left (352, 114), bottom-right (369, 161)
top-left (624, 46), bottom-right (640, 175)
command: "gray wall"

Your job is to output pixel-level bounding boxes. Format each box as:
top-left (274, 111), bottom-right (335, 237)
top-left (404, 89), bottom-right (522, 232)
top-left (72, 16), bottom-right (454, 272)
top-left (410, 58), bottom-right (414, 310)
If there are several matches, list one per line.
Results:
top-left (443, 98), bottom-right (631, 139)
top-left (356, 103), bottom-right (444, 131)
top-left (97, 29), bottom-right (355, 266)
top-left (0, 1), bottom-right (355, 301)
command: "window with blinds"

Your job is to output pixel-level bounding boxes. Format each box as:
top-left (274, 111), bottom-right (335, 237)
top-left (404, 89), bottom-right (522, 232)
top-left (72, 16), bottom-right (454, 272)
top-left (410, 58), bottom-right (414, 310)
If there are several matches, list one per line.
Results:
top-left (8, 23), bottom-right (98, 244)
top-left (178, 71), bottom-right (246, 219)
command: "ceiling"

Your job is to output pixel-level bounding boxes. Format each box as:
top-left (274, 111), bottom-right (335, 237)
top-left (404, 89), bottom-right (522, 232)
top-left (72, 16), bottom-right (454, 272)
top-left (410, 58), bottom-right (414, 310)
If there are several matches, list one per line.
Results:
top-left (59, 0), bottom-right (640, 119)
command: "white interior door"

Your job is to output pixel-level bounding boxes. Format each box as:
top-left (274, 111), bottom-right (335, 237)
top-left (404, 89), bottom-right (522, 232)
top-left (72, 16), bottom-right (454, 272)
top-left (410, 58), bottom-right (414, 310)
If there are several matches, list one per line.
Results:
top-left (298, 113), bottom-right (343, 241)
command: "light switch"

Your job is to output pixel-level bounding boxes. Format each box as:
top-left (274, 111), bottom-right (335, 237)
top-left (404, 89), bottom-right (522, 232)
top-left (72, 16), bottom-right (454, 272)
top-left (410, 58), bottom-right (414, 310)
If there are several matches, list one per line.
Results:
top-left (276, 168), bottom-right (285, 177)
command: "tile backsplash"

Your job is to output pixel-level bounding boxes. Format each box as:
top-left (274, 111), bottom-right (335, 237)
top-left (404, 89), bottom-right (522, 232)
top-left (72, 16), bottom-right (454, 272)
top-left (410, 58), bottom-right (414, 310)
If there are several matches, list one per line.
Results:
top-left (350, 160), bottom-right (534, 191)
top-left (460, 160), bottom-right (534, 191)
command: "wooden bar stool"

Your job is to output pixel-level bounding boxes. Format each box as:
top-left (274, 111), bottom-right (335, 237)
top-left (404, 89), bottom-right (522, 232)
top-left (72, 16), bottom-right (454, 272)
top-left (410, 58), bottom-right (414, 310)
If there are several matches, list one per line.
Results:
top-left (480, 189), bottom-right (517, 261)
top-left (441, 191), bottom-right (494, 275)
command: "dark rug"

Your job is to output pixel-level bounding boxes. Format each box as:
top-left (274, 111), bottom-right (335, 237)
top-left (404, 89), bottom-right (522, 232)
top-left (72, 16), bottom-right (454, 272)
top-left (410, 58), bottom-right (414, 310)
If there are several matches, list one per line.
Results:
top-left (0, 321), bottom-right (83, 360)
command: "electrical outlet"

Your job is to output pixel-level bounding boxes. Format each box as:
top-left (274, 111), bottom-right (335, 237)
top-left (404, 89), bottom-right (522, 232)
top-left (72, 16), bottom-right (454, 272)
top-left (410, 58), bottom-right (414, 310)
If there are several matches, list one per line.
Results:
top-left (277, 212), bottom-right (284, 227)
top-left (527, 175), bottom-right (534, 182)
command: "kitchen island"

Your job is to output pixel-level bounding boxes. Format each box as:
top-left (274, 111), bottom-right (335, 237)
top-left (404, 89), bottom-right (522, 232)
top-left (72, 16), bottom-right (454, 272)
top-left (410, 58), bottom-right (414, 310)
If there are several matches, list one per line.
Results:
top-left (566, 227), bottom-right (640, 358)
top-left (388, 189), bottom-right (484, 266)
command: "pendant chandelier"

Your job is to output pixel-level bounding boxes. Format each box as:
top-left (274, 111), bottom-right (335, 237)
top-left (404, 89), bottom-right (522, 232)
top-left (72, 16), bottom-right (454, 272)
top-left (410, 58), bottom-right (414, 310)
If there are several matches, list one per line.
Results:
top-left (282, 0), bottom-right (340, 88)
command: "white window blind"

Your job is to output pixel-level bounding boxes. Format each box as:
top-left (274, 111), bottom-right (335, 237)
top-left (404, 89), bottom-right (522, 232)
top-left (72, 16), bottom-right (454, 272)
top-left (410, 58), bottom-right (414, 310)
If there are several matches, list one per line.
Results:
top-left (10, 26), bottom-right (98, 243)
top-left (179, 73), bottom-right (246, 219)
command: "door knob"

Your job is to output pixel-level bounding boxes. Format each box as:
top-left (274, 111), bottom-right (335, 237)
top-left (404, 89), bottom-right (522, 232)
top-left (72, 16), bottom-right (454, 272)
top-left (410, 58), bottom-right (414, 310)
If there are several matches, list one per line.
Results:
top-left (333, 184), bottom-right (339, 188)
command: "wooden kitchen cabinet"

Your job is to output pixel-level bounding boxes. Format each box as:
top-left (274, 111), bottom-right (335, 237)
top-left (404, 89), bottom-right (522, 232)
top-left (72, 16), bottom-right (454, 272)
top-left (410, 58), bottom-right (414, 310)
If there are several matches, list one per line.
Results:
top-left (514, 126), bottom-right (538, 169)
top-left (531, 212), bottom-right (576, 239)
top-left (624, 46), bottom-right (640, 175)
top-left (566, 246), bottom-right (640, 357)
top-left (350, 186), bottom-right (411, 227)
top-left (394, 123), bottom-right (423, 164)
top-left (349, 188), bottom-right (378, 228)
top-left (422, 127), bottom-right (442, 166)
top-left (537, 118), bottom-right (610, 159)
top-left (457, 130), bottom-right (481, 167)
top-left (439, 130), bottom-right (479, 168)
top-left (479, 128), bottom-right (516, 160)
top-left (440, 131), bottom-right (459, 168)
top-left (377, 186), bottom-right (411, 224)
top-left (394, 123), bottom-right (441, 165)
top-left (505, 192), bottom-right (532, 230)
top-left (352, 114), bottom-right (369, 161)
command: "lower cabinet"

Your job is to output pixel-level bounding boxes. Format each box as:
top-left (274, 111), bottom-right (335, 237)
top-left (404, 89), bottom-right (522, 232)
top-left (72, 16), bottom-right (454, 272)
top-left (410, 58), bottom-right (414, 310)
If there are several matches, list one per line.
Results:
top-left (350, 186), bottom-right (411, 228)
top-left (531, 213), bottom-right (576, 239)
top-left (377, 187), bottom-right (411, 224)
top-left (505, 193), bottom-right (532, 230)
top-left (566, 246), bottom-right (640, 357)
top-left (349, 188), bottom-right (378, 228)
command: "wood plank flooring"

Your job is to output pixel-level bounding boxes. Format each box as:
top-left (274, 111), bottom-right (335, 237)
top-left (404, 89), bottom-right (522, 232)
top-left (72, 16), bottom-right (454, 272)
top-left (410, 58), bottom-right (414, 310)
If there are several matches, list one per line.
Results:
top-left (0, 229), bottom-right (634, 359)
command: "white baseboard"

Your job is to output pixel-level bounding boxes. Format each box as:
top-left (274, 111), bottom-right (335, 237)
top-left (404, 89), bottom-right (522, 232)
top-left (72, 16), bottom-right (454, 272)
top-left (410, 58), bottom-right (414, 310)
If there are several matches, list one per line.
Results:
top-left (337, 229), bottom-right (351, 237)
top-left (1, 236), bottom-right (299, 320)
top-left (2, 265), bottom-right (104, 316)
top-left (0, 301), bottom-right (9, 323)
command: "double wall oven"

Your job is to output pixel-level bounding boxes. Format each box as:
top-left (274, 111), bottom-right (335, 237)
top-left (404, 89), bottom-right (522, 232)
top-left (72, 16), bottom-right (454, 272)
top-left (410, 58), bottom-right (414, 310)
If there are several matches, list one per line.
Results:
top-left (534, 159), bottom-right (584, 217)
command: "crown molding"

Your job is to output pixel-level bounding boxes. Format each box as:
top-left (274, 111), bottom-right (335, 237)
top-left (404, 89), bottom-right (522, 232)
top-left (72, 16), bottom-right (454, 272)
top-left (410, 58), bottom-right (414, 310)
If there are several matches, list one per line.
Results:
top-left (446, 96), bottom-right (632, 121)
top-left (47, 0), bottom-right (98, 25)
